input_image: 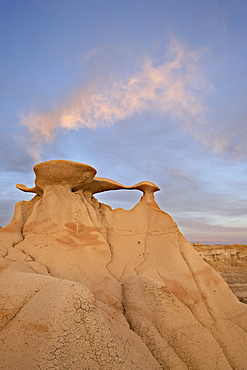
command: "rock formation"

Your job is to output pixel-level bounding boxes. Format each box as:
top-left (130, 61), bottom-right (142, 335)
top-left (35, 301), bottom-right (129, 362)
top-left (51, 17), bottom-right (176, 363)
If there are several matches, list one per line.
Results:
top-left (192, 243), bottom-right (247, 304)
top-left (0, 160), bottom-right (246, 370)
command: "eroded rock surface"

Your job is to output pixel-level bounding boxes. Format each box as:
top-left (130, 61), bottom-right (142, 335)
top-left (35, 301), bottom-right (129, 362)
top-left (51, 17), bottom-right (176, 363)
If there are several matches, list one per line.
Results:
top-left (0, 160), bottom-right (246, 369)
top-left (193, 243), bottom-right (247, 304)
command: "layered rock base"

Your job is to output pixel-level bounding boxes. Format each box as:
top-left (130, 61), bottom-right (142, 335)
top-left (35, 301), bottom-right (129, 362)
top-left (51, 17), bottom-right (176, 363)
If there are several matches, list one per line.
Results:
top-left (0, 160), bottom-right (246, 369)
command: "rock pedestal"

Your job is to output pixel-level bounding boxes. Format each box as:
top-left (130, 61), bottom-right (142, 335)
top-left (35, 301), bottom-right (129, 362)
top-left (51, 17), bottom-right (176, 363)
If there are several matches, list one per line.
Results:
top-left (0, 160), bottom-right (246, 369)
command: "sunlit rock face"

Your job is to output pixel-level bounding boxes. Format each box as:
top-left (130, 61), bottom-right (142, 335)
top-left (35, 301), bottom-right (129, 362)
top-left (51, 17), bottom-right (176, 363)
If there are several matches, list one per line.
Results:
top-left (0, 160), bottom-right (246, 370)
top-left (193, 243), bottom-right (247, 304)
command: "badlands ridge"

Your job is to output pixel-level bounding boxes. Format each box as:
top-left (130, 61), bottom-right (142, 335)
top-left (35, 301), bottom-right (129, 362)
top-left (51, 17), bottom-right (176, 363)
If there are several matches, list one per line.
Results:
top-left (0, 160), bottom-right (246, 369)
top-left (193, 243), bottom-right (247, 305)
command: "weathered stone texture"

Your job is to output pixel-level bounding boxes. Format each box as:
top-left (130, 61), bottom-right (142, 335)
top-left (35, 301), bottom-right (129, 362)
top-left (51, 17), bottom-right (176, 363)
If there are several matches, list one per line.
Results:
top-left (0, 160), bottom-right (246, 369)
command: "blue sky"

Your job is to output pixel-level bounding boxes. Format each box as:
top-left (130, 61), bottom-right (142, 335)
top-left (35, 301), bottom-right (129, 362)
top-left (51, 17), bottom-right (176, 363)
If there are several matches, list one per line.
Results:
top-left (0, 0), bottom-right (246, 244)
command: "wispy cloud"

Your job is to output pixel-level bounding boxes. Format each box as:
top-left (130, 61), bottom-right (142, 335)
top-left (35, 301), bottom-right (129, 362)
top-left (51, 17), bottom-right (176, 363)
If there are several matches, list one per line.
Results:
top-left (21, 39), bottom-right (208, 160)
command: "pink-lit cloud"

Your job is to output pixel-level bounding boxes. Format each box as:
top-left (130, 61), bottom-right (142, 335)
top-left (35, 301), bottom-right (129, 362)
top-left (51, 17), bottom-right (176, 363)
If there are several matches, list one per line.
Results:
top-left (21, 39), bottom-right (209, 160)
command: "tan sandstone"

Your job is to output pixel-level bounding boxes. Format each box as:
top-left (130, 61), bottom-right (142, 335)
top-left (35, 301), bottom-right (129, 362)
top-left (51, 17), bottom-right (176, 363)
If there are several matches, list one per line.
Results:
top-left (0, 160), bottom-right (246, 369)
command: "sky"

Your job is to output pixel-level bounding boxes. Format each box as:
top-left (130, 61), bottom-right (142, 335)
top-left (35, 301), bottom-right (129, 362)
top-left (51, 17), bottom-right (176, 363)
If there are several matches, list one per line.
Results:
top-left (0, 0), bottom-right (246, 245)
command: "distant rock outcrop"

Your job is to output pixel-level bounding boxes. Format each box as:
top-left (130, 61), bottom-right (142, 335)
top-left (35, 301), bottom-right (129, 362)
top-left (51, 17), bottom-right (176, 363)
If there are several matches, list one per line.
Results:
top-left (192, 243), bottom-right (247, 304)
top-left (0, 160), bottom-right (246, 369)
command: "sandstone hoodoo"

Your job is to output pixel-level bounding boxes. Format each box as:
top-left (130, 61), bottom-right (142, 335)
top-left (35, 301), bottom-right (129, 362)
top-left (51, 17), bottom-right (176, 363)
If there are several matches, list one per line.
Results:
top-left (0, 160), bottom-right (246, 369)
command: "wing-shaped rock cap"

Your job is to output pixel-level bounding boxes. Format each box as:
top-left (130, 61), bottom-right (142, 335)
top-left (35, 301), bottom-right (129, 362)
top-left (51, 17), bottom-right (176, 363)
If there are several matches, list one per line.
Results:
top-left (34, 160), bottom-right (97, 189)
top-left (16, 184), bottom-right (43, 196)
top-left (82, 177), bottom-right (132, 194)
top-left (130, 181), bottom-right (160, 194)
top-left (80, 178), bottom-right (160, 196)
top-left (16, 160), bottom-right (160, 199)
top-left (16, 160), bottom-right (97, 194)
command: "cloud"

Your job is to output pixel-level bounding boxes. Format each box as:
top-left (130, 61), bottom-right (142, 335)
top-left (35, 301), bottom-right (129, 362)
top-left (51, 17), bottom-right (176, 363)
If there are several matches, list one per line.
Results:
top-left (22, 34), bottom-right (247, 162)
top-left (21, 39), bottom-right (208, 160)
